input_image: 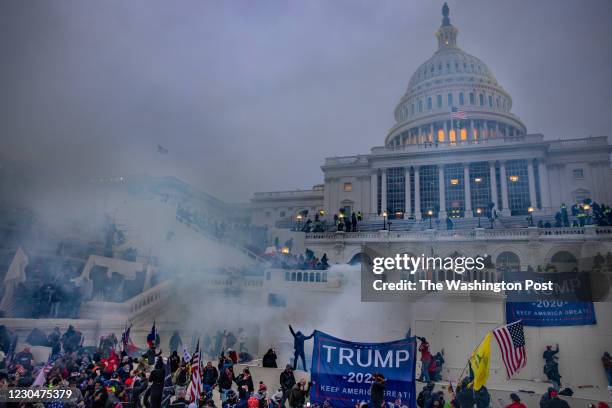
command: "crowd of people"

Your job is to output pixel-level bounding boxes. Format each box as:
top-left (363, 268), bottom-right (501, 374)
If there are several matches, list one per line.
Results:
top-left (549, 201), bottom-right (612, 228)
top-left (2, 324), bottom-right (611, 408)
top-left (268, 249), bottom-right (329, 271)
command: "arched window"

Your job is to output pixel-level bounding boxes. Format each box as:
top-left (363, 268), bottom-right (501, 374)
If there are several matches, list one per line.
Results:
top-left (427, 97), bottom-right (432, 110)
top-left (437, 95), bottom-right (442, 108)
top-left (495, 251), bottom-right (521, 275)
top-left (459, 92), bottom-right (464, 105)
top-left (418, 100), bottom-right (423, 112)
top-left (479, 94), bottom-right (484, 106)
top-left (448, 93), bottom-right (453, 106)
top-left (550, 251), bottom-right (578, 272)
top-left (488, 95), bottom-right (493, 107)
top-left (469, 92), bottom-right (475, 105)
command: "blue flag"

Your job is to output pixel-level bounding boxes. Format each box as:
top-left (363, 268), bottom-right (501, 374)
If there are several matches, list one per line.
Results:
top-left (310, 331), bottom-right (416, 408)
top-left (147, 321), bottom-right (156, 347)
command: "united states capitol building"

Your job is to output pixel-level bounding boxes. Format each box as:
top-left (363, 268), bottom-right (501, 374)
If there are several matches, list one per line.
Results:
top-left (252, 5), bottom-right (611, 227)
top-left (248, 4), bottom-right (612, 398)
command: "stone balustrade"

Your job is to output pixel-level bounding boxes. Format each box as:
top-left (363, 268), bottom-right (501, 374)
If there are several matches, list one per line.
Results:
top-left (305, 225), bottom-right (611, 243)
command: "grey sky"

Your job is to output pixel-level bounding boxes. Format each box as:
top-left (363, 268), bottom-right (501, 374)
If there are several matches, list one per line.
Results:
top-left (1, 0), bottom-right (611, 202)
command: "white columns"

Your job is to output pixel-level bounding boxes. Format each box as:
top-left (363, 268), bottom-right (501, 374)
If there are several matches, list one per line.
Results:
top-left (527, 160), bottom-right (538, 210)
top-left (414, 166), bottom-right (421, 220)
top-left (470, 119), bottom-right (475, 142)
top-left (443, 121), bottom-right (448, 144)
top-left (538, 161), bottom-right (551, 211)
top-left (438, 165), bottom-right (447, 219)
top-left (381, 168), bottom-right (387, 215)
top-left (404, 167), bottom-right (411, 219)
top-left (499, 161), bottom-right (511, 215)
top-left (463, 163), bottom-right (472, 217)
top-left (489, 162), bottom-right (499, 211)
top-left (371, 172), bottom-right (378, 215)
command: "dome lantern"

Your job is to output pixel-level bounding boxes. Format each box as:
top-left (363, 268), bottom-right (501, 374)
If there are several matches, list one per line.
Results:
top-left (436, 3), bottom-right (458, 50)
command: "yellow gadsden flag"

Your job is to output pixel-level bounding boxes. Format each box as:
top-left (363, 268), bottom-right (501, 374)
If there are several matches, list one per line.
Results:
top-left (469, 332), bottom-right (492, 390)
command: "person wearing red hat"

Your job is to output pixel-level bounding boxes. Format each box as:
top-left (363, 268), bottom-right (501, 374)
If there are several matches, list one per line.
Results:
top-left (546, 390), bottom-right (570, 408)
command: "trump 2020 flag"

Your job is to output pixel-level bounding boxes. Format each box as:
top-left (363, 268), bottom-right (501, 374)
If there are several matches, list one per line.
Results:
top-left (469, 332), bottom-right (492, 391)
top-left (310, 330), bottom-right (416, 408)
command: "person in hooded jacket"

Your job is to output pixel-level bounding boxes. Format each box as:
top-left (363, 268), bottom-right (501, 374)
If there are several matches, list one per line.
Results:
top-left (289, 379), bottom-right (311, 408)
top-left (280, 365), bottom-right (296, 408)
top-left (168, 350), bottom-right (181, 373)
top-left (203, 361), bottom-right (219, 393)
top-left (148, 357), bottom-right (166, 408)
top-left (369, 373), bottom-right (386, 408)
top-left (289, 325), bottom-right (314, 372)
top-left (262, 348), bottom-right (278, 368)
top-left (416, 382), bottom-right (434, 408)
top-left (235, 367), bottom-right (254, 393)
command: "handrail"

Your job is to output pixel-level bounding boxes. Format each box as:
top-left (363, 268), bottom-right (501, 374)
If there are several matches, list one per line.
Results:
top-left (175, 214), bottom-right (266, 263)
top-left (305, 226), bottom-right (611, 241)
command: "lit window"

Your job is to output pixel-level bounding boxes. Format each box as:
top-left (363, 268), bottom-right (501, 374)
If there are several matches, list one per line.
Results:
top-left (460, 128), bottom-right (467, 141)
top-left (343, 182), bottom-right (352, 192)
top-left (437, 129), bottom-right (445, 142)
top-left (573, 169), bottom-right (584, 179)
top-left (450, 178), bottom-right (459, 185)
top-left (509, 175), bottom-right (519, 182)
top-left (474, 177), bottom-right (482, 183)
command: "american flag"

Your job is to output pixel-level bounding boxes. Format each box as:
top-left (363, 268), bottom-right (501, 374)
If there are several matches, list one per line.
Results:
top-left (492, 321), bottom-right (527, 379)
top-left (450, 107), bottom-right (467, 120)
top-left (121, 323), bottom-right (131, 348)
top-left (188, 340), bottom-right (202, 402)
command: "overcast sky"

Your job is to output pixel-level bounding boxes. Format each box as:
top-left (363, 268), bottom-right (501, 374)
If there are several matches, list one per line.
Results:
top-left (1, 0), bottom-right (611, 202)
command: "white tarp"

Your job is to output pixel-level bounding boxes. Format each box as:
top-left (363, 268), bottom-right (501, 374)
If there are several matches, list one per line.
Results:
top-left (72, 255), bottom-right (153, 299)
top-left (0, 247), bottom-right (29, 312)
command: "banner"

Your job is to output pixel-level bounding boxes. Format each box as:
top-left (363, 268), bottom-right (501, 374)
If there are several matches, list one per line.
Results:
top-left (310, 331), bottom-right (416, 408)
top-left (506, 301), bottom-right (596, 327)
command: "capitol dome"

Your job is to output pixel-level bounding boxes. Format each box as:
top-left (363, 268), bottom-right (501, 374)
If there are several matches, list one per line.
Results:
top-left (385, 3), bottom-right (526, 147)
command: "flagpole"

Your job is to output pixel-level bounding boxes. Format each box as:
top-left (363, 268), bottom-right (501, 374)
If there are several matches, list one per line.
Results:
top-left (452, 319), bottom-right (521, 394)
